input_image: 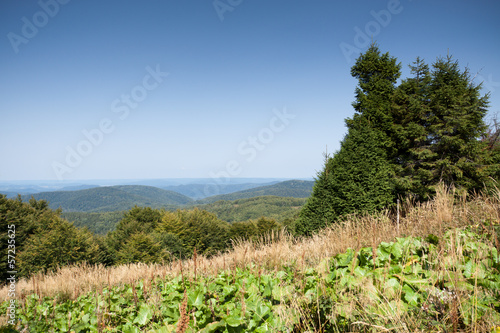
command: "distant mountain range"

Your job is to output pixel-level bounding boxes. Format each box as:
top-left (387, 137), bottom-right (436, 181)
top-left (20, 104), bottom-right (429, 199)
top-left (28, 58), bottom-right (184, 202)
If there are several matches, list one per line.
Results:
top-left (5, 180), bottom-right (315, 213)
top-left (161, 182), bottom-right (280, 200)
top-left (0, 178), bottom-right (295, 198)
top-left (21, 186), bottom-right (193, 212)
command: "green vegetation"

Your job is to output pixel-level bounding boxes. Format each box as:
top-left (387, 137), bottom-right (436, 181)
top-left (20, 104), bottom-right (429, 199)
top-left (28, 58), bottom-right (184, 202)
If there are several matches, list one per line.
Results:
top-left (198, 180), bottom-right (313, 203)
top-left (61, 195), bottom-right (306, 236)
top-left (106, 206), bottom-right (285, 263)
top-left (198, 195), bottom-right (305, 223)
top-left (22, 186), bottom-right (193, 212)
top-left (2, 228), bottom-right (499, 332)
top-left (62, 211), bottom-right (124, 235)
top-left (0, 195), bottom-right (101, 281)
top-left (1, 46), bottom-right (499, 331)
top-left (297, 45), bottom-right (498, 236)
top-left (1, 194), bottom-right (292, 281)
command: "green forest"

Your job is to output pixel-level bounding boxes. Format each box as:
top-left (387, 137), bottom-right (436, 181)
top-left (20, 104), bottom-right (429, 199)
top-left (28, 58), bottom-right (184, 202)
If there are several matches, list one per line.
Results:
top-left (1, 45), bottom-right (500, 332)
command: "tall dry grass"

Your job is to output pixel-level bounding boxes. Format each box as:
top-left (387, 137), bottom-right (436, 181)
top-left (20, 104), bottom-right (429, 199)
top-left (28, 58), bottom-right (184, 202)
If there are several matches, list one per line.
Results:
top-left (1, 185), bottom-right (498, 303)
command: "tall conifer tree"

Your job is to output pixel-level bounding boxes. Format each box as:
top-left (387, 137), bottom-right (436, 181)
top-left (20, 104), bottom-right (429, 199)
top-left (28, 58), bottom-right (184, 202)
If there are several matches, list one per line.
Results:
top-left (297, 46), bottom-right (495, 236)
top-left (296, 45), bottom-right (398, 235)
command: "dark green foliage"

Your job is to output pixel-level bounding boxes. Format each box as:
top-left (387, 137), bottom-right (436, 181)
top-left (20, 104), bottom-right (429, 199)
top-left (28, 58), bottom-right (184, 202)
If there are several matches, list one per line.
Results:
top-left (228, 220), bottom-right (258, 242)
top-left (102, 206), bottom-right (233, 264)
top-left (255, 216), bottom-right (282, 236)
top-left (296, 122), bottom-right (394, 236)
top-left (199, 195), bottom-right (306, 223)
top-left (392, 55), bottom-right (491, 199)
top-left (348, 43), bottom-right (401, 154)
top-left (155, 232), bottom-right (185, 259)
top-left (106, 206), bottom-right (165, 264)
top-left (298, 44), bottom-right (497, 235)
top-left (115, 232), bottom-right (170, 264)
top-left (157, 208), bottom-right (230, 257)
top-left (228, 216), bottom-right (283, 243)
top-left (0, 195), bottom-right (102, 281)
top-left (17, 218), bottom-right (100, 277)
top-left (481, 118), bottom-right (500, 187)
top-left (297, 45), bottom-right (399, 236)
top-left (391, 57), bottom-right (434, 198)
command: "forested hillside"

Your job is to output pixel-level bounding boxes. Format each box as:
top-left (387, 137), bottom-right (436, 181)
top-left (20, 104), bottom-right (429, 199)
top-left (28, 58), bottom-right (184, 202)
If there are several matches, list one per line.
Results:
top-left (161, 181), bottom-right (279, 199)
top-left (198, 180), bottom-right (314, 203)
top-left (198, 195), bottom-right (306, 223)
top-left (62, 196), bottom-right (306, 235)
top-left (21, 186), bottom-right (193, 212)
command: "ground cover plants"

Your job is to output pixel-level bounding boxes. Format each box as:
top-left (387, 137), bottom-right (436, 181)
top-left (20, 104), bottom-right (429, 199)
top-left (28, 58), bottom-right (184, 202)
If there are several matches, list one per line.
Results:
top-left (1, 186), bottom-right (500, 332)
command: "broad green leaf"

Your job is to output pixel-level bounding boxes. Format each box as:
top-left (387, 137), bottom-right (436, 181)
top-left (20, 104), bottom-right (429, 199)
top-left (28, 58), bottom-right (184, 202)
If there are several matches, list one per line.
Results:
top-left (353, 266), bottom-right (367, 277)
top-left (188, 289), bottom-right (205, 307)
top-left (225, 316), bottom-right (244, 327)
top-left (402, 285), bottom-right (419, 306)
top-left (391, 242), bottom-right (403, 260)
top-left (199, 320), bottom-right (225, 333)
top-left (254, 303), bottom-right (270, 319)
top-left (134, 304), bottom-right (153, 325)
top-left (463, 260), bottom-right (473, 278)
top-left (122, 323), bottom-right (140, 333)
top-left (336, 248), bottom-right (355, 267)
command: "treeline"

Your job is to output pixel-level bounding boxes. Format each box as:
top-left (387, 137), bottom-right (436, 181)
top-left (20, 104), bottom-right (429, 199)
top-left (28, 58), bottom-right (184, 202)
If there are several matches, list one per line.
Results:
top-left (0, 195), bottom-right (285, 282)
top-left (296, 44), bottom-right (500, 236)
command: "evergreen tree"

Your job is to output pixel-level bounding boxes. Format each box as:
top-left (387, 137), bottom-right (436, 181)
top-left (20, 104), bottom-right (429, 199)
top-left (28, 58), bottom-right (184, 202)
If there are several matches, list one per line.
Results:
top-left (392, 56), bottom-right (491, 197)
top-left (296, 121), bottom-right (394, 236)
top-left (348, 43), bottom-right (401, 155)
top-left (425, 56), bottom-right (490, 192)
top-left (296, 45), bottom-right (399, 236)
top-left (391, 57), bottom-right (434, 199)
top-left (294, 154), bottom-right (338, 236)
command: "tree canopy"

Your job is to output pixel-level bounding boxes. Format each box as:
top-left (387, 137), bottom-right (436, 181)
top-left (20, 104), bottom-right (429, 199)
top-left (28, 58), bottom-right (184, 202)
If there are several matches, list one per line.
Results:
top-left (296, 44), bottom-right (495, 236)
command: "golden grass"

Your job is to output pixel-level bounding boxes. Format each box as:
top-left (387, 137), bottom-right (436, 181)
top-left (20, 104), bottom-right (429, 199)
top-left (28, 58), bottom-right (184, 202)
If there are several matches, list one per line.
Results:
top-left (1, 185), bottom-right (498, 305)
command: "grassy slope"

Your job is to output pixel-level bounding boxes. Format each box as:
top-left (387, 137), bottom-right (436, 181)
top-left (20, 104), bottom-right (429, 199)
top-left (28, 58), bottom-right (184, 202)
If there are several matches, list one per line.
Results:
top-left (2, 187), bottom-right (500, 331)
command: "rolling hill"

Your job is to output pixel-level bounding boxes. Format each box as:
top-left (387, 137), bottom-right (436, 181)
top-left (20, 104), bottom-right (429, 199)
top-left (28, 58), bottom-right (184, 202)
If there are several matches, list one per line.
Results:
top-left (161, 182), bottom-right (279, 199)
top-left (22, 185), bottom-right (193, 212)
top-left (198, 180), bottom-right (314, 203)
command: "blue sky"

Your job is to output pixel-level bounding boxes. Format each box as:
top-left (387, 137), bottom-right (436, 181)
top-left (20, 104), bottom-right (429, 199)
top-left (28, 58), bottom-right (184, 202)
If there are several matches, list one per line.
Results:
top-left (1, 0), bottom-right (499, 181)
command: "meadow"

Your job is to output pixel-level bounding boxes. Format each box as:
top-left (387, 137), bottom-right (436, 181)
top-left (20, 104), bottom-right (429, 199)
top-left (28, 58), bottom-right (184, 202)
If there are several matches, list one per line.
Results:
top-left (1, 186), bottom-right (499, 332)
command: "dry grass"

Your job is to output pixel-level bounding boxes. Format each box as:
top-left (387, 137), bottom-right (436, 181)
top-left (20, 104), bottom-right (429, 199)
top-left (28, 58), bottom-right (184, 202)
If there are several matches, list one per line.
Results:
top-left (1, 185), bottom-right (498, 304)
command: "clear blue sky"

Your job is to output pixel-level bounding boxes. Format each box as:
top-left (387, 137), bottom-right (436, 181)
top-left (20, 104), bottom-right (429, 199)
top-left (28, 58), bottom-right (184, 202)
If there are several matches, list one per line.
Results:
top-left (1, 0), bottom-right (499, 181)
